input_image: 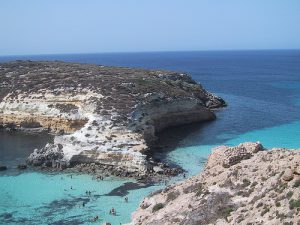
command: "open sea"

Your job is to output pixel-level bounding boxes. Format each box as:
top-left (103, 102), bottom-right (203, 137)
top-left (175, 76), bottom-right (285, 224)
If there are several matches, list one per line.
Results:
top-left (0, 50), bottom-right (300, 224)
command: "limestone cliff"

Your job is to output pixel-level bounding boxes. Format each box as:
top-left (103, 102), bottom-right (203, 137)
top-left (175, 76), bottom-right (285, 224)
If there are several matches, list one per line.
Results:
top-left (130, 142), bottom-right (300, 224)
top-left (0, 61), bottom-right (225, 175)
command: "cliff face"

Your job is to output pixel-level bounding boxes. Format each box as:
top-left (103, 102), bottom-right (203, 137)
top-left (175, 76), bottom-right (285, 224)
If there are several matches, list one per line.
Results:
top-left (130, 142), bottom-right (300, 225)
top-left (0, 61), bottom-right (225, 175)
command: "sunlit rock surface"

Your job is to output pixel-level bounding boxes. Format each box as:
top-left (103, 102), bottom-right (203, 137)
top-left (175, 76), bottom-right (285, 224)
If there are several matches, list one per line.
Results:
top-left (0, 61), bottom-right (225, 176)
top-left (130, 142), bottom-right (300, 224)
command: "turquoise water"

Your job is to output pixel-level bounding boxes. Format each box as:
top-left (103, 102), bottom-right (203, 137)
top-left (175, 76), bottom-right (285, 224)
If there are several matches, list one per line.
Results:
top-left (168, 120), bottom-right (300, 176)
top-left (0, 172), bottom-right (163, 224)
top-left (1, 50), bottom-right (300, 224)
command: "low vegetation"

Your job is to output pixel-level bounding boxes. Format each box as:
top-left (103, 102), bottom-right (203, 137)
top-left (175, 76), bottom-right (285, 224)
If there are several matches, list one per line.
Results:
top-left (152, 203), bottom-right (164, 213)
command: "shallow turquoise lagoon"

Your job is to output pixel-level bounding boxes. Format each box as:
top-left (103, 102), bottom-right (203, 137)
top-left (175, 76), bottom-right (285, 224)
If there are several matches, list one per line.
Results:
top-left (2, 119), bottom-right (300, 224)
top-left (0, 172), bottom-right (163, 224)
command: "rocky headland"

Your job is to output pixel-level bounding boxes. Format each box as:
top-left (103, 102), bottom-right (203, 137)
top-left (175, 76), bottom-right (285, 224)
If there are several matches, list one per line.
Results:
top-left (0, 61), bottom-right (225, 179)
top-left (130, 142), bottom-right (300, 224)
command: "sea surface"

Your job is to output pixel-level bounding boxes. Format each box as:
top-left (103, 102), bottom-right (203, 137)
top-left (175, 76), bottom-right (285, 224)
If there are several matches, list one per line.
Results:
top-left (0, 50), bottom-right (300, 224)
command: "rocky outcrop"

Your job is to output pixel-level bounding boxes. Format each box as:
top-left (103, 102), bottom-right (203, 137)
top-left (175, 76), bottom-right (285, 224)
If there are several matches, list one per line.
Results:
top-left (0, 61), bottom-right (225, 176)
top-left (130, 142), bottom-right (300, 225)
top-left (0, 165), bottom-right (7, 171)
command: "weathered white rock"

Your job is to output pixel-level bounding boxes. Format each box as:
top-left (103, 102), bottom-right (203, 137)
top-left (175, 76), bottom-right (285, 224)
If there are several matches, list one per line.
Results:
top-left (130, 143), bottom-right (300, 225)
top-left (282, 168), bottom-right (294, 181)
top-left (0, 61), bottom-right (226, 175)
top-left (294, 165), bottom-right (300, 175)
top-left (206, 142), bottom-right (264, 169)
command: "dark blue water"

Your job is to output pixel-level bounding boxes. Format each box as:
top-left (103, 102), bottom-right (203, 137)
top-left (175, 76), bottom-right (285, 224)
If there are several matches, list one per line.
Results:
top-left (1, 50), bottom-right (300, 224)
top-left (1, 50), bottom-right (300, 145)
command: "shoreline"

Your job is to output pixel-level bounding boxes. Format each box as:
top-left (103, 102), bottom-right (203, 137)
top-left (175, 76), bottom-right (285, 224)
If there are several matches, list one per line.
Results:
top-left (0, 60), bottom-right (225, 179)
top-left (0, 127), bottom-right (185, 183)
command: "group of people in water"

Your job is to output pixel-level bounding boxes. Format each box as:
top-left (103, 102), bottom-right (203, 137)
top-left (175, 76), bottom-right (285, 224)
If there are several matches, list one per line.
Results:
top-left (96, 175), bottom-right (104, 180)
top-left (91, 215), bottom-right (99, 222)
top-left (87, 196), bottom-right (129, 223)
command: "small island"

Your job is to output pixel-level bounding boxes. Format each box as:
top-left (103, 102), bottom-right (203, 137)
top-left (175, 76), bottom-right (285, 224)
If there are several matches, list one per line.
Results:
top-left (0, 61), bottom-right (225, 180)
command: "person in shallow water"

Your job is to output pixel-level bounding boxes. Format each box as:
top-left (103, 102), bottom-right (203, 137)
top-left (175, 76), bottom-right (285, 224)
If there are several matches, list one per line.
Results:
top-left (109, 208), bottom-right (116, 215)
top-left (125, 196), bottom-right (128, 203)
top-left (91, 215), bottom-right (99, 222)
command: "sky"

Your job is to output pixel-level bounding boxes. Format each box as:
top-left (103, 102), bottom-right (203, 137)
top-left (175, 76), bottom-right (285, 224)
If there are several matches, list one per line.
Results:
top-left (0, 0), bottom-right (300, 56)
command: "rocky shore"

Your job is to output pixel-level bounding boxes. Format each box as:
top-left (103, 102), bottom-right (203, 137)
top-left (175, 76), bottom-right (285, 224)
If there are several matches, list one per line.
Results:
top-left (130, 142), bottom-right (300, 225)
top-left (0, 61), bottom-right (225, 179)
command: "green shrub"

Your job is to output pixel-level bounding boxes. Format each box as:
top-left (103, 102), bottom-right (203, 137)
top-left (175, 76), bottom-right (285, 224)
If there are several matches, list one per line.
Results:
top-left (152, 203), bottom-right (164, 213)
top-left (293, 180), bottom-right (300, 188)
top-left (250, 181), bottom-right (258, 187)
top-left (195, 184), bottom-right (203, 196)
top-left (141, 204), bottom-right (149, 209)
top-left (261, 207), bottom-right (270, 216)
top-left (242, 179), bottom-right (251, 187)
top-left (286, 191), bottom-right (293, 199)
top-left (220, 207), bottom-right (234, 219)
top-left (289, 199), bottom-right (300, 209)
top-left (166, 191), bottom-right (180, 202)
top-left (261, 177), bottom-right (267, 181)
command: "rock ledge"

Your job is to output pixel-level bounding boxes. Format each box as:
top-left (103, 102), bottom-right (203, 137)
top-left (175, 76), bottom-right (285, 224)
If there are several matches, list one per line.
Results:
top-left (130, 142), bottom-right (300, 225)
top-left (0, 61), bottom-right (225, 177)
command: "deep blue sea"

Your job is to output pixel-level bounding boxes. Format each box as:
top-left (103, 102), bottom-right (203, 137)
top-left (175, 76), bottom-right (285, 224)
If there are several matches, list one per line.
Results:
top-left (1, 50), bottom-right (300, 224)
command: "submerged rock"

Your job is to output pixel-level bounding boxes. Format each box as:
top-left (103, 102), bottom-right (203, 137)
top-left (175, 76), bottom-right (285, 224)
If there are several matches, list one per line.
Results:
top-left (0, 165), bottom-right (7, 171)
top-left (17, 164), bottom-right (27, 170)
top-left (0, 61), bottom-right (226, 176)
top-left (130, 142), bottom-right (300, 225)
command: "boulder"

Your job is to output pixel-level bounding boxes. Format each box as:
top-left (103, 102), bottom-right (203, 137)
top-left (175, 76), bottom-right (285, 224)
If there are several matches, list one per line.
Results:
top-left (17, 164), bottom-right (27, 170)
top-left (0, 165), bottom-right (7, 171)
top-left (282, 168), bottom-right (294, 181)
top-left (27, 144), bottom-right (64, 167)
top-left (294, 165), bottom-right (300, 175)
top-left (206, 142), bottom-right (264, 169)
top-left (153, 166), bottom-right (164, 174)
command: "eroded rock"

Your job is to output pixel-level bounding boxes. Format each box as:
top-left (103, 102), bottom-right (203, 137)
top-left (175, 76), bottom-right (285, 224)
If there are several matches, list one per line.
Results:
top-left (0, 61), bottom-right (226, 176)
top-left (130, 143), bottom-right (300, 225)
top-left (282, 168), bottom-right (294, 181)
top-left (294, 165), bottom-right (300, 175)
top-left (0, 165), bottom-right (7, 171)
top-left (206, 142), bottom-right (264, 169)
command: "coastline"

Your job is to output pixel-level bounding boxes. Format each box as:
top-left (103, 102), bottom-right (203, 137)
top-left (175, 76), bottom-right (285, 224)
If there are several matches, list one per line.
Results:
top-left (0, 60), bottom-right (226, 179)
top-left (1, 51), bottom-right (300, 225)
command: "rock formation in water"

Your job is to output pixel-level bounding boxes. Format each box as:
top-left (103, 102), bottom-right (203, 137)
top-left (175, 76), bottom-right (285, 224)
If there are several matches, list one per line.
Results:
top-left (130, 142), bottom-right (300, 224)
top-left (0, 61), bottom-right (225, 176)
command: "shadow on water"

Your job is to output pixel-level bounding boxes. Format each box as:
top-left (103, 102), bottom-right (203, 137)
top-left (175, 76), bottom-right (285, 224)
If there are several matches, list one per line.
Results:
top-left (104, 182), bottom-right (153, 197)
top-left (0, 131), bottom-right (53, 174)
top-left (148, 121), bottom-right (213, 164)
top-left (0, 212), bottom-right (30, 225)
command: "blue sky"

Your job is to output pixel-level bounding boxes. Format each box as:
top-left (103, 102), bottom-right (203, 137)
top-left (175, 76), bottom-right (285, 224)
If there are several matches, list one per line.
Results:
top-left (0, 0), bottom-right (299, 55)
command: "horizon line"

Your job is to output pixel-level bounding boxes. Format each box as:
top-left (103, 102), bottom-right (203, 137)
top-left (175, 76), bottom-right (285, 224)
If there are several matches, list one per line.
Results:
top-left (0, 48), bottom-right (300, 58)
